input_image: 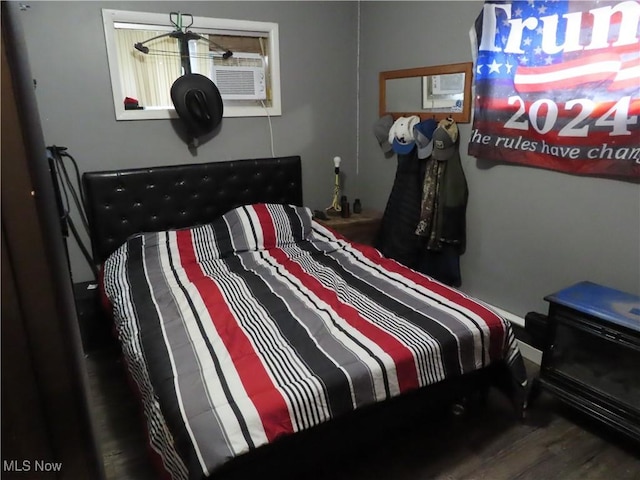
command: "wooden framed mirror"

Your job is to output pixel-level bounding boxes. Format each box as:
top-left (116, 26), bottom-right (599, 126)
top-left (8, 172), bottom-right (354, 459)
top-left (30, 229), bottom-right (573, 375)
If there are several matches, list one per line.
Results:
top-left (379, 62), bottom-right (473, 123)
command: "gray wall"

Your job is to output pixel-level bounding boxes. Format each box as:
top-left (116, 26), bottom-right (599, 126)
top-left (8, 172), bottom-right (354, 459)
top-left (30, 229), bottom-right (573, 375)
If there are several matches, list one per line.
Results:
top-left (19, 1), bottom-right (358, 283)
top-left (19, 1), bottom-right (640, 317)
top-left (358, 1), bottom-right (640, 316)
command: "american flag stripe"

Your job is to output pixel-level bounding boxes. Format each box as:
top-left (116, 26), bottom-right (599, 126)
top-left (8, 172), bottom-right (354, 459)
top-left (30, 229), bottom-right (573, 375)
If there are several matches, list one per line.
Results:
top-left (474, 95), bottom-right (640, 118)
top-left (514, 53), bottom-right (621, 93)
top-left (609, 55), bottom-right (640, 91)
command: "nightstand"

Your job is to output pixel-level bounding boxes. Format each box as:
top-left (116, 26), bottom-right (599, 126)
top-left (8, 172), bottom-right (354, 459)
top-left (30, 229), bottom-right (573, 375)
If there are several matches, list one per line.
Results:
top-left (315, 210), bottom-right (382, 246)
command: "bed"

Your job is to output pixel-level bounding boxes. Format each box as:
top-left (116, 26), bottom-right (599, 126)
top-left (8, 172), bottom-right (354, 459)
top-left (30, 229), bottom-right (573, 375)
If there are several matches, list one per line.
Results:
top-left (83, 155), bottom-right (528, 480)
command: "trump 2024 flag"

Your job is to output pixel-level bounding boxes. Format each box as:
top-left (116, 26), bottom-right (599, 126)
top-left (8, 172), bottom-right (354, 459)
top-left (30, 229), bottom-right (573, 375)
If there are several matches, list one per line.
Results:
top-left (468, 0), bottom-right (640, 179)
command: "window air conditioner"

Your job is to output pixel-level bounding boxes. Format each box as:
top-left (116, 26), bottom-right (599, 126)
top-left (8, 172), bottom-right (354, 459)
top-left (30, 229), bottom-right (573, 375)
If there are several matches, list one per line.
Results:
top-left (211, 53), bottom-right (267, 101)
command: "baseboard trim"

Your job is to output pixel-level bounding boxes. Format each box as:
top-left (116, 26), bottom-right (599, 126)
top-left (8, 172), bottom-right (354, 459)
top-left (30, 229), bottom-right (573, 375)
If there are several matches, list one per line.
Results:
top-left (487, 304), bottom-right (542, 366)
top-left (489, 305), bottom-right (524, 328)
top-left (516, 341), bottom-right (542, 365)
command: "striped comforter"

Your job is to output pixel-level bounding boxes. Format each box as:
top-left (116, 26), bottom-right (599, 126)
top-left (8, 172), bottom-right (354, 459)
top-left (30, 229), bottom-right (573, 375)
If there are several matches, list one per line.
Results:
top-left (102, 203), bottom-right (527, 480)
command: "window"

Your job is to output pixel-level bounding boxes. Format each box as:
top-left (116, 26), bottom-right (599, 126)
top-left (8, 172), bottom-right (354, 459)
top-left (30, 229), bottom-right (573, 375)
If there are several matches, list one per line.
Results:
top-left (102, 9), bottom-right (281, 120)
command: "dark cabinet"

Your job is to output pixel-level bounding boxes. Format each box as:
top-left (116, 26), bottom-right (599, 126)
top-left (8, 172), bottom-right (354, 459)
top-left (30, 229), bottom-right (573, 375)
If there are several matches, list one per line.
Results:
top-left (535, 282), bottom-right (640, 443)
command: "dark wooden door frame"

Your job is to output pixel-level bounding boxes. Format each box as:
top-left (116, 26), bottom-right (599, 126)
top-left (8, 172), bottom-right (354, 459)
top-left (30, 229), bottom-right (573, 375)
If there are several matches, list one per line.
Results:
top-left (1, 3), bottom-right (104, 478)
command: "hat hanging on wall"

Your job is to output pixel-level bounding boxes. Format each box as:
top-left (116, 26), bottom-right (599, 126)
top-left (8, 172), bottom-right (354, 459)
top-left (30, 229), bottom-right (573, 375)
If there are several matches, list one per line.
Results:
top-left (388, 115), bottom-right (420, 155)
top-left (171, 73), bottom-right (224, 146)
top-left (413, 118), bottom-right (438, 159)
top-left (431, 117), bottom-right (460, 161)
top-left (372, 114), bottom-right (394, 153)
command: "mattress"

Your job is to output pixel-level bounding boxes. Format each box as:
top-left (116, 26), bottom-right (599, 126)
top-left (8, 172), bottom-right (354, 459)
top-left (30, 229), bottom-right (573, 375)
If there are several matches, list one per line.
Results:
top-left (102, 203), bottom-right (527, 479)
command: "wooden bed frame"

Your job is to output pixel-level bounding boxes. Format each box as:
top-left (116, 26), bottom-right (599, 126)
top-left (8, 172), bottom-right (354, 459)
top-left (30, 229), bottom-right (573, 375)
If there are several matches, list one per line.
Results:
top-left (82, 155), bottom-right (522, 479)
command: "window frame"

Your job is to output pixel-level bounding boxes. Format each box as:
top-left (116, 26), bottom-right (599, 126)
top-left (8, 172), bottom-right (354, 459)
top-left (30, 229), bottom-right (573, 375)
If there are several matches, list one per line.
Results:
top-left (102, 9), bottom-right (281, 121)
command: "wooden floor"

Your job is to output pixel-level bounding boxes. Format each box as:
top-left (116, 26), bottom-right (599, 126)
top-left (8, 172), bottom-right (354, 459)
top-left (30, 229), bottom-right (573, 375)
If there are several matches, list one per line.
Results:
top-left (85, 345), bottom-right (640, 480)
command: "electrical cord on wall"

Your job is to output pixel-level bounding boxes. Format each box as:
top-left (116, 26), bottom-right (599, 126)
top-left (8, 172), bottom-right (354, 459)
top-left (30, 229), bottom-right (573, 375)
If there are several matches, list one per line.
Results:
top-left (355, 0), bottom-right (361, 180)
top-left (47, 146), bottom-right (98, 280)
top-left (261, 100), bottom-right (276, 157)
top-left (258, 37), bottom-right (276, 158)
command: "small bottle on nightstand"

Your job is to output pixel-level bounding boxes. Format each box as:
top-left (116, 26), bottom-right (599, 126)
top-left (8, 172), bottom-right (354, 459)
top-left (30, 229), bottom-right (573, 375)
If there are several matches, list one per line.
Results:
top-left (341, 196), bottom-right (350, 218)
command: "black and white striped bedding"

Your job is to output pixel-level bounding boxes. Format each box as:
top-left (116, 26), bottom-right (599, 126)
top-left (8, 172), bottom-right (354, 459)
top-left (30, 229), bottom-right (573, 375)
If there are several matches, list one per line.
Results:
top-left (102, 203), bottom-right (527, 480)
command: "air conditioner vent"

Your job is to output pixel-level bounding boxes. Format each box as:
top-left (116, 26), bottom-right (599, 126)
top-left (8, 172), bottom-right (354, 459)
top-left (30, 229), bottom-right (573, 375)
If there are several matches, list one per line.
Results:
top-left (211, 53), bottom-right (266, 100)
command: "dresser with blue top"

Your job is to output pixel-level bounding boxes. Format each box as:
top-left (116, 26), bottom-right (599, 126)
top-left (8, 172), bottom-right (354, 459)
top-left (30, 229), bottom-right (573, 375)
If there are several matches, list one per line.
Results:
top-left (537, 281), bottom-right (640, 442)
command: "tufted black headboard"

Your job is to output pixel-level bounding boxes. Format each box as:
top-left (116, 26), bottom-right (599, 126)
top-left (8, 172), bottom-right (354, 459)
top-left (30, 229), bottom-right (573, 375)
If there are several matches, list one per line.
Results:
top-left (82, 156), bottom-right (303, 264)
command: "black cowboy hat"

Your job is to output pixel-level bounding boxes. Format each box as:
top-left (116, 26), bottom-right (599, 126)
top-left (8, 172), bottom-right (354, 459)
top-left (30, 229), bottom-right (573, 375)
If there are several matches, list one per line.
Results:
top-left (170, 73), bottom-right (223, 139)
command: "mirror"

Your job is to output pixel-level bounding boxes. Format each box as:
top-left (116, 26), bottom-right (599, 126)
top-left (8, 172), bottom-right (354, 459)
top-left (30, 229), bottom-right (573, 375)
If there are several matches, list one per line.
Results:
top-left (379, 62), bottom-right (473, 123)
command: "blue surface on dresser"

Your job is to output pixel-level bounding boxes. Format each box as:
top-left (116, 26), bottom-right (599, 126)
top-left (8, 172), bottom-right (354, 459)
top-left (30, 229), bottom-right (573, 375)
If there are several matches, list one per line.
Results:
top-left (545, 281), bottom-right (640, 333)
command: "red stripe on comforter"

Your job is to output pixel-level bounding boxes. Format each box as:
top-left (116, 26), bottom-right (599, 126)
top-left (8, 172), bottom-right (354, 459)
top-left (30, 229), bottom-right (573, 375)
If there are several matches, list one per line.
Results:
top-left (176, 229), bottom-right (295, 442)
top-left (268, 247), bottom-right (420, 393)
top-left (256, 202), bottom-right (418, 392)
top-left (253, 203), bottom-right (277, 250)
top-left (350, 243), bottom-right (507, 363)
